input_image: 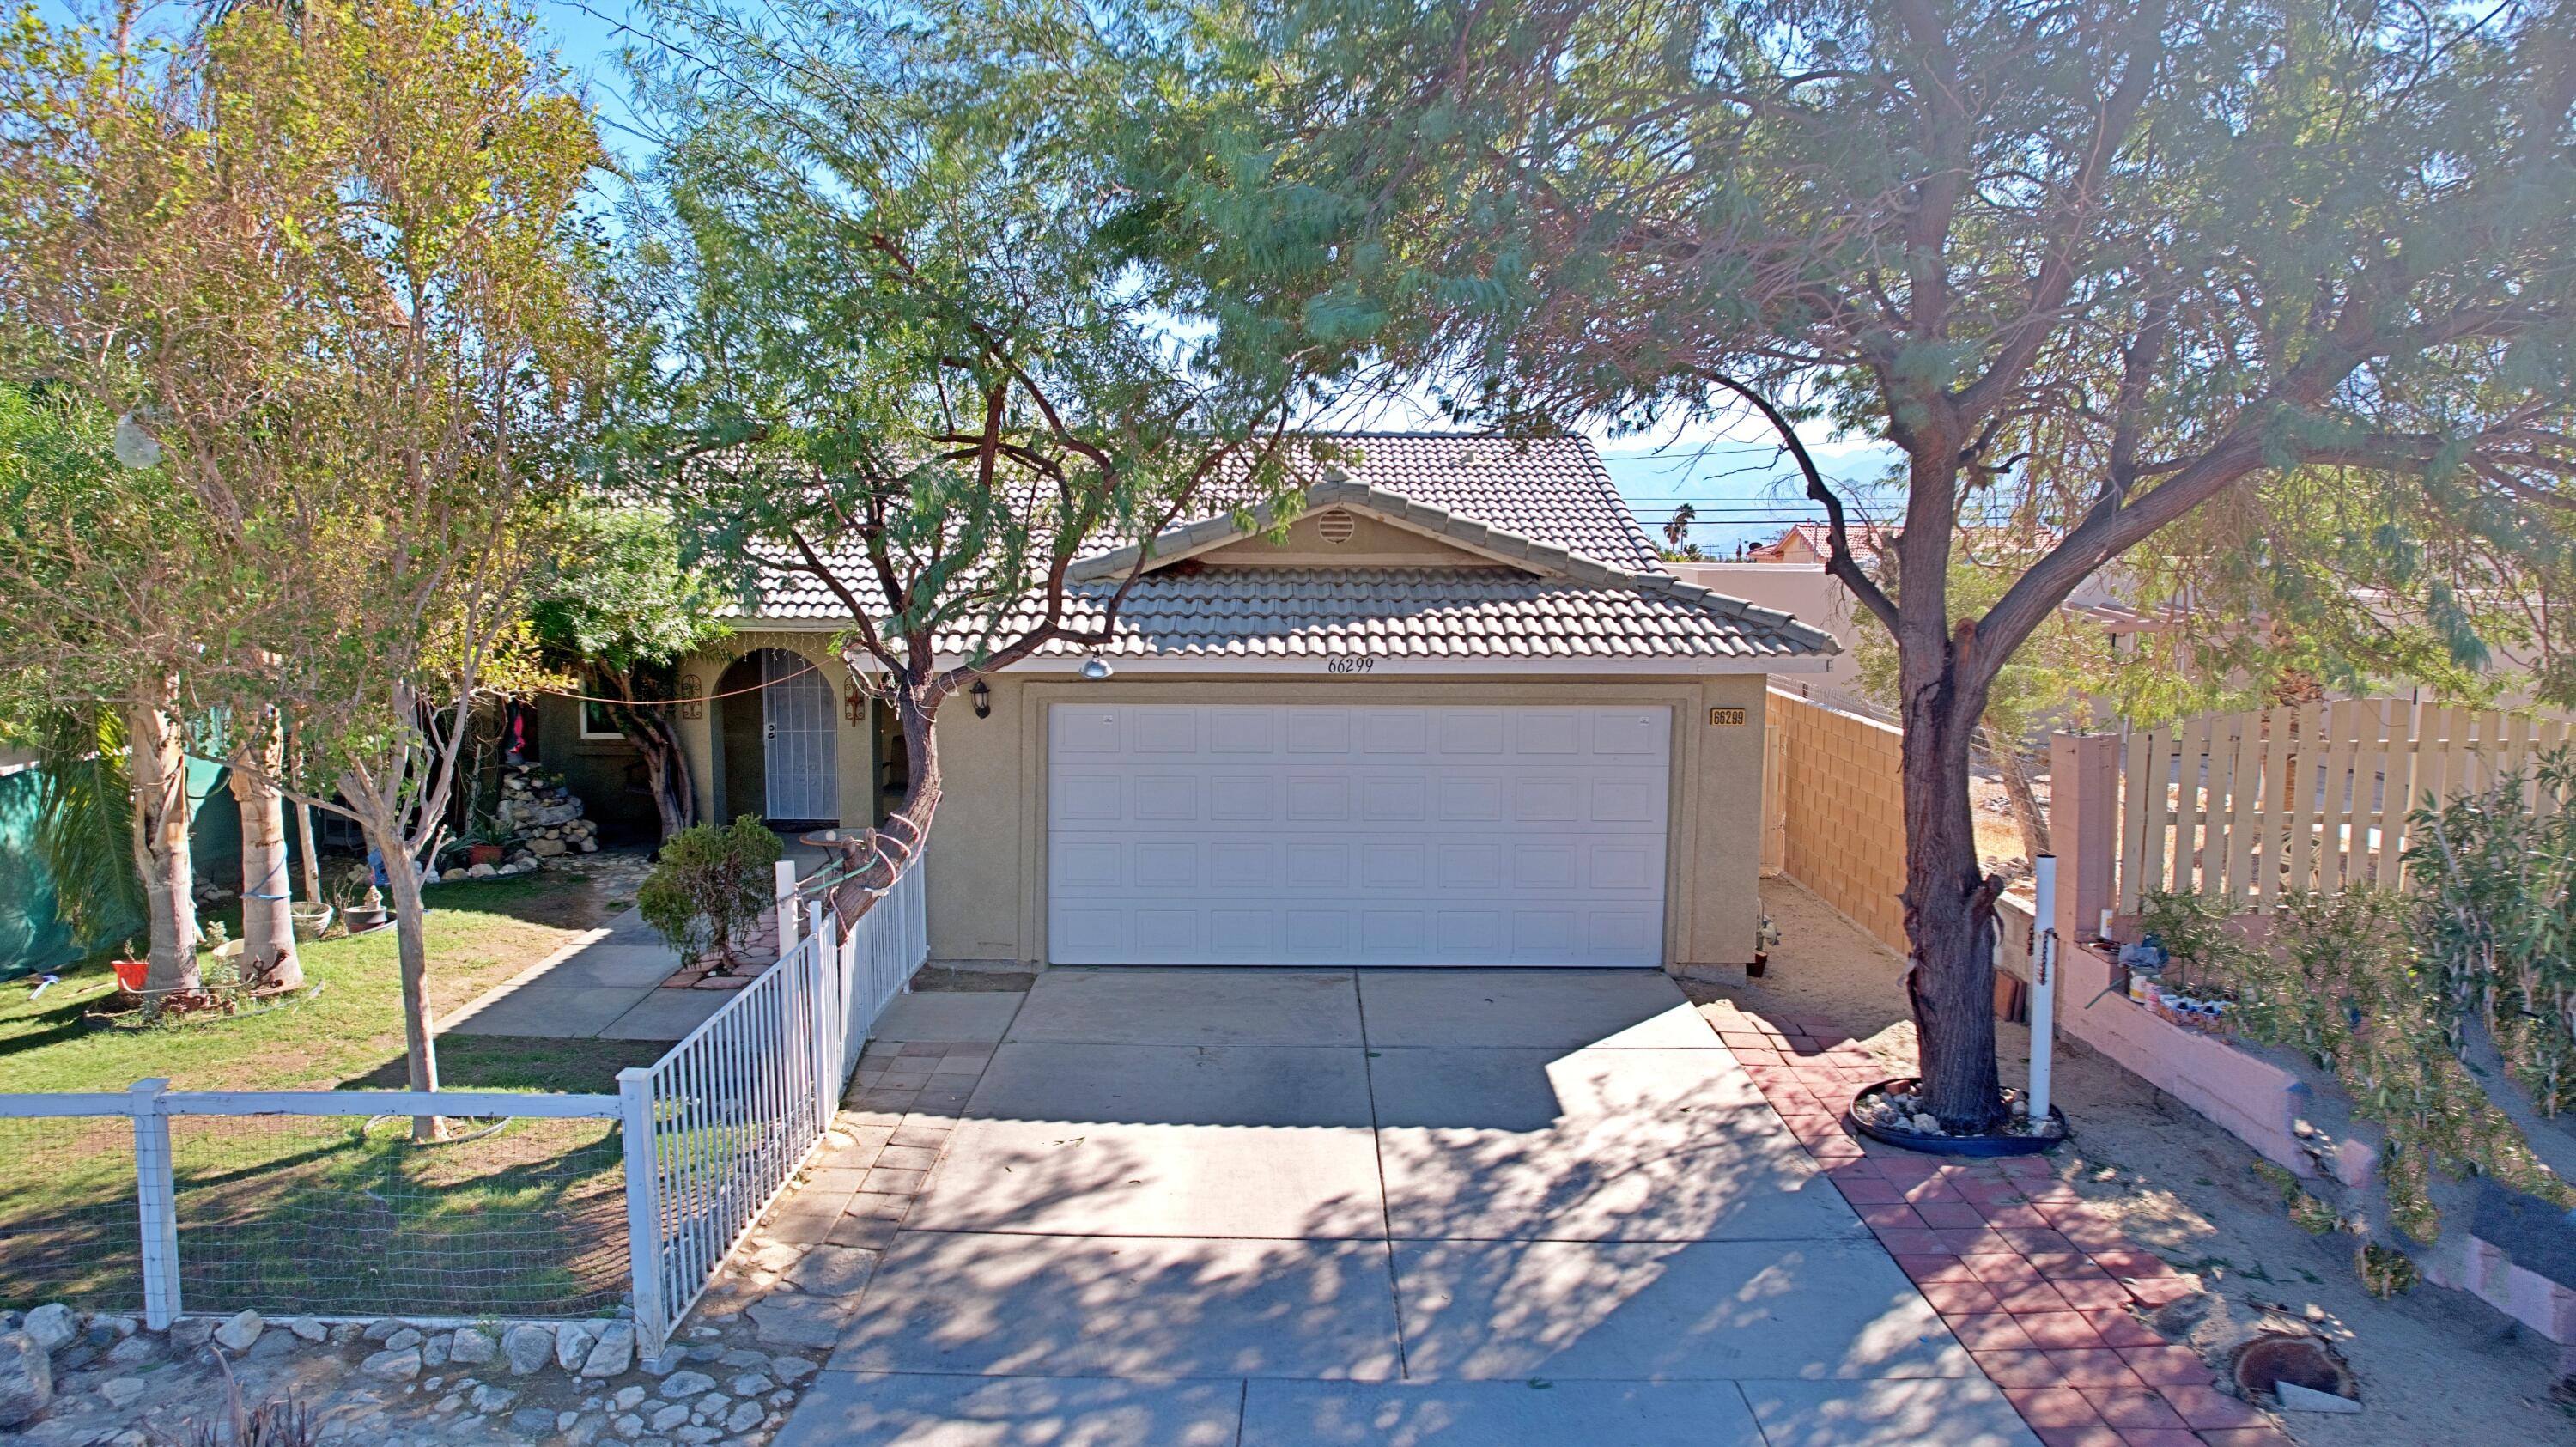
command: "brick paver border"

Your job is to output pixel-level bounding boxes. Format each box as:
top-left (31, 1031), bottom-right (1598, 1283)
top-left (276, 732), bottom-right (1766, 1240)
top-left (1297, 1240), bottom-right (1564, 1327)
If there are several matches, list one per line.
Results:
top-left (1704, 999), bottom-right (2296, 1447)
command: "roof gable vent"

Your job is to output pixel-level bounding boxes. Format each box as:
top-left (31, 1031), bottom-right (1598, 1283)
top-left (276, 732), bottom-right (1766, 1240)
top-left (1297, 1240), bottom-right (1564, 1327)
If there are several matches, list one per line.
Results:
top-left (1315, 508), bottom-right (1358, 544)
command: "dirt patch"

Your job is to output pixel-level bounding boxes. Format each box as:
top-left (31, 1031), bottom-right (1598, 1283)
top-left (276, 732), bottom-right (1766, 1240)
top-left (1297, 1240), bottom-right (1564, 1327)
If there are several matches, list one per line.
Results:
top-left (911, 965), bottom-right (1039, 993)
top-left (1693, 879), bottom-right (2576, 1445)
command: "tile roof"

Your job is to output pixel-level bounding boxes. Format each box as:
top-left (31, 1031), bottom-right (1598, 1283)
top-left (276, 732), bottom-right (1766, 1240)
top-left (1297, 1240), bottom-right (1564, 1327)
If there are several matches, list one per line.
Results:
top-left (985, 567), bottom-right (1830, 660)
top-left (740, 432), bottom-right (1836, 663)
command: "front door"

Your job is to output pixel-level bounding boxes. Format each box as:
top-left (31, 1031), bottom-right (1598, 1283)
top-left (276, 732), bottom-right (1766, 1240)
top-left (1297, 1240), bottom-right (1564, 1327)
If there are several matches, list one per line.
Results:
top-left (761, 650), bottom-right (839, 823)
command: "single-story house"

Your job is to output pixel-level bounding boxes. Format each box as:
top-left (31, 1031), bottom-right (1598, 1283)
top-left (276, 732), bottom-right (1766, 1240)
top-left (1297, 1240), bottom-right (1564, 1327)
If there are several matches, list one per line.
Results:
top-left (619, 434), bottom-right (1838, 970)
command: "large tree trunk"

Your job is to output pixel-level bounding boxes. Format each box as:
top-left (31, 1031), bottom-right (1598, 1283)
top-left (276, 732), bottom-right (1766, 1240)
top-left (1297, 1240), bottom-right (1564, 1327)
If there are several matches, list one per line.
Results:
top-left (1902, 689), bottom-right (2008, 1132)
top-left (828, 682), bottom-right (942, 921)
top-left (230, 717), bottom-right (303, 991)
top-left (123, 683), bottom-right (200, 1009)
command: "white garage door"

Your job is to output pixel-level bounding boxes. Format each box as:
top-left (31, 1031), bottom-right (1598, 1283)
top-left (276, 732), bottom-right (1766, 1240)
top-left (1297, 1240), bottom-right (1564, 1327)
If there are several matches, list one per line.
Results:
top-left (1048, 704), bottom-right (1672, 967)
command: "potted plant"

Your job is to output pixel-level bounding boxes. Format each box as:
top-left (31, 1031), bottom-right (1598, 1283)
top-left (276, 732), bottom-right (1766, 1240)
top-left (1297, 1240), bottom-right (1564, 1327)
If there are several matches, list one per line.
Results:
top-left (111, 939), bottom-right (148, 994)
top-left (462, 812), bottom-right (513, 867)
top-left (638, 814), bottom-right (785, 973)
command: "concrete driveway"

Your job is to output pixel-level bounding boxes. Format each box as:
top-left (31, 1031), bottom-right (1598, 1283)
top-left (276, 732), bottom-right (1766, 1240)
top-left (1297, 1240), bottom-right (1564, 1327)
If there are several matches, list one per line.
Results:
top-left (775, 968), bottom-right (2037, 1445)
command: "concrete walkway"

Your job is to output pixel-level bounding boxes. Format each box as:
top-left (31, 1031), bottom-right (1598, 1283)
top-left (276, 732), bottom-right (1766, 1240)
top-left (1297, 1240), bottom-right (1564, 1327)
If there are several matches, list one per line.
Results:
top-left (437, 905), bottom-right (738, 1041)
top-left (770, 968), bottom-right (2038, 1446)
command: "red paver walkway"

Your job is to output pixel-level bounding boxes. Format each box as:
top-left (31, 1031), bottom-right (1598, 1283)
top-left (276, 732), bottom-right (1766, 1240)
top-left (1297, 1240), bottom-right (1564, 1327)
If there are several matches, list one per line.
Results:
top-left (1705, 999), bottom-right (2297, 1447)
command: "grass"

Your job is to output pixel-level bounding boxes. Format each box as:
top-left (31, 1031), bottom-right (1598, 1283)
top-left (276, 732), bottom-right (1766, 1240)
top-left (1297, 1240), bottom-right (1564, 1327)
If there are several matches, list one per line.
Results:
top-left (0, 868), bottom-right (661, 1095)
top-left (0, 866), bottom-right (665, 1315)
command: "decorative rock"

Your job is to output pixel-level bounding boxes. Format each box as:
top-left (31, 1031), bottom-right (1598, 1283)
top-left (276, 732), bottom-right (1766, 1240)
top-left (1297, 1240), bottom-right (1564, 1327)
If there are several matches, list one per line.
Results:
top-left (105, 1335), bottom-right (157, 1366)
top-left (677, 1428), bottom-right (723, 1445)
top-left (421, 1332), bottom-right (450, 1368)
top-left (614, 1413), bottom-right (646, 1437)
top-left (212, 1310), bottom-right (264, 1353)
top-left (501, 1323), bottom-right (555, 1376)
top-left (289, 1316), bottom-right (330, 1343)
top-left (509, 1406), bottom-right (558, 1437)
top-left (650, 1401), bottom-right (690, 1431)
top-left (613, 1384), bottom-right (649, 1410)
top-left (725, 1399), bottom-right (766, 1434)
top-left (21, 1304), bottom-right (76, 1353)
top-left (0, 1332), bottom-right (51, 1429)
top-left (100, 1377), bottom-right (145, 1408)
top-left (448, 1326), bottom-right (495, 1365)
top-left (662, 1371), bottom-right (717, 1399)
top-left (363, 1318), bottom-right (407, 1343)
top-left (554, 1322), bottom-right (598, 1372)
top-left (556, 1410), bottom-right (580, 1432)
top-left (580, 1322), bottom-right (635, 1378)
top-left (730, 1373), bottom-right (772, 1397)
top-left (466, 863), bottom-right (498, 879)
top-left (172, 1317), bottom-right (217, 1351)
top-left (100, 1315), bottom-right (138, 1338)
top-left (768, 1356), bottom-right (816, 1386)
top-left (470, 1384), bottom-right (518, 1414)
top-left (384, 1328), bottom-right (424, 1353)
top-left (361, 1347), bottom-right (424, 1381)
top-left (691, 1392), bottom-right (729, 1421)
top-left (1909, 1112), bottom-right (1943, 1134)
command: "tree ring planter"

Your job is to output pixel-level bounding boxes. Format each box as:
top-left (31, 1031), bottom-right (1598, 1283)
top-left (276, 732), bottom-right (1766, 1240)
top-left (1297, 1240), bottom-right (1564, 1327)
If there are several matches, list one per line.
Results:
top-left (1849, 1077), bottom-right (2069, 1158)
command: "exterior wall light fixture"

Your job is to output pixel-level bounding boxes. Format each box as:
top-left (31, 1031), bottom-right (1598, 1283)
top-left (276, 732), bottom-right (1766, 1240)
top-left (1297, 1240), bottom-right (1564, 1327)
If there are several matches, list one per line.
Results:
top-left (1080, 657), bottom-right (1115, 682)
top-left (970, 678), bottom-right (993, 718)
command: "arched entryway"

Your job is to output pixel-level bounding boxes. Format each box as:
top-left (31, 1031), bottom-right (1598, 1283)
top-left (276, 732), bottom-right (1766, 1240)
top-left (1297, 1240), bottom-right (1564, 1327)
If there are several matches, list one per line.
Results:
top-left (715, 648), bottom-right (840, 827)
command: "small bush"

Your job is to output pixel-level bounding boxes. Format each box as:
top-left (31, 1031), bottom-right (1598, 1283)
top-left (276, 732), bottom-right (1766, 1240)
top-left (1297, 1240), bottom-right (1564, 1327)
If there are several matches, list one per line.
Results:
top-left (637, 815), bottom-right (783, 969)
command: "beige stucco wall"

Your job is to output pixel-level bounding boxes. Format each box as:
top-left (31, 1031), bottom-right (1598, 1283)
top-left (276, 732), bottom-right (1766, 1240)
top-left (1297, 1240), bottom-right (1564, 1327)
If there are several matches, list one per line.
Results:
top-left (1771, 689), bottom-right (1908, 955)
top-left (922, 671), bottom-right (1773, 970)
top-left (675, 631), bottom-right (876, 830)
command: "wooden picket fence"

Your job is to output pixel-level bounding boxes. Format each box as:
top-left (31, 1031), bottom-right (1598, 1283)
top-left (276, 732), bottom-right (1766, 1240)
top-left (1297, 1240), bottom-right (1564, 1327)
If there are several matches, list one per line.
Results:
top-left (2116, 698), bottom-right (2571, 915)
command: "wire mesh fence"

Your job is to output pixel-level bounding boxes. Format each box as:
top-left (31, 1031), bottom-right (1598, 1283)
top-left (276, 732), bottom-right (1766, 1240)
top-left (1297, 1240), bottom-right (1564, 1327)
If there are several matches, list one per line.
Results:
top-left (0, 1114), bottom-right (144, 1312)
top-left (169, 1112), bottom-right (629, 1319)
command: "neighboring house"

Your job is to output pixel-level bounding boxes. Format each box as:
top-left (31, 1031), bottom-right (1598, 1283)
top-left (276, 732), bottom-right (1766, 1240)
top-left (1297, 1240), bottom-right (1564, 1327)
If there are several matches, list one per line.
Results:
top-left (667, 434), bottom-right (1838, 971)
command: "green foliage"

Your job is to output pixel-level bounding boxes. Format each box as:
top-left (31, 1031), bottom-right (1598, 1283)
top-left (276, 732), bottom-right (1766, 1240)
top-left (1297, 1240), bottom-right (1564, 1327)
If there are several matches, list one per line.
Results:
top-left (636, 816), bottom-right (783, 968)
top-left (2181, 885), bottom-right (2573, 1243)
top-left (2410, 748), bottom-right (2576, 1116)
top-left (527, 502), bottom-right (730, 681)
top-left (14, 707), bottom-right (143, 945)
top-left (2136, 889), bottom-right (2247, 994)
top-left (609, 0), bottom-right (1320, 684)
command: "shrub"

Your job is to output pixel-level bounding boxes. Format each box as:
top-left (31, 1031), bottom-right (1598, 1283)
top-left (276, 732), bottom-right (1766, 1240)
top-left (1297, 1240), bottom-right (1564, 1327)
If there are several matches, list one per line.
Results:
top-left (637, 815), bottom-right (784, 969)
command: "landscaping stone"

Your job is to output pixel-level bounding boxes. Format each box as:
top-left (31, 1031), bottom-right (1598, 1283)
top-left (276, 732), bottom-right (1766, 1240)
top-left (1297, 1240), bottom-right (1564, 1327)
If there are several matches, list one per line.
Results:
top-left (501, 1322), bottom-right (554, 1376)
top-left (100, 1377), bottom-right (145, 1408)
top-left (651, 1401), bottom-right (690, 1431)
top-left (0, 1331), bottom-right (52, 1429)
top-left (212, 1309), bottom-right (264, 1353)
top-left (509, 1406), bottom-right (558, 1436)
top-left (289, 1316), bottom-right (330, 1343)
top-left (447, 1326), bottom-right (495, 1365)
top-left (767, 1355), bottom-right (815, 1385)
top-left (361, 1347), bottom-right (424, 1381)
top-left (103, 1335), bottom-right (155, 1367)
top-left (725, 1399), bottom-right (766, 1433)
top-left (580, 1322), bottom-right (636, 1378)
top-left (554, 1322), bottom-right (598, 1372)
top-left (171, 1317), bottom-right (216, 1351)
top-left (470, 1384), bottom-right (518, 1414)
top-left (421, 1331), bottom-right (449, 1367)
top-left (729, 1372), bottom-right (772, 1397)
top-left (613, 1383), bottom-right (649, 1410)
top-left (661, 1371), bottom-right (717, 1398)
top-left (21, 1304), bottom-right (76, 1353)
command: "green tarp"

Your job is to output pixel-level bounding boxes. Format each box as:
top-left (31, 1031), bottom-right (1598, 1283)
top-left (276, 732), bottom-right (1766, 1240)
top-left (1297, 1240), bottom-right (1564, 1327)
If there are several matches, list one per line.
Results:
top-left (0, 757), bottom-right (236, 982)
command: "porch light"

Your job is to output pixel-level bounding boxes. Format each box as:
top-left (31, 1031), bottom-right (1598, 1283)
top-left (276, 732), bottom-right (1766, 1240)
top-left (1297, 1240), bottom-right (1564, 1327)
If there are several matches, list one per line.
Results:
top-left (970, 678), bottom-right (992, 718)
top-left (1080, 657), bottom-right (1114, 682)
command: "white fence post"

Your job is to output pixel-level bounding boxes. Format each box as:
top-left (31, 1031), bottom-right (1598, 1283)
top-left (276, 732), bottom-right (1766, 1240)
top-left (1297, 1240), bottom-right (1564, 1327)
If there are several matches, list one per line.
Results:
top-left (129, 1078), bottom-right (180, 1329)
top-left (810, 901), bottom-right (837, 1128)
top-left (775, 859), bottom-right (799, 958)
top-left (617, 1067), bottom-right (668, 1362)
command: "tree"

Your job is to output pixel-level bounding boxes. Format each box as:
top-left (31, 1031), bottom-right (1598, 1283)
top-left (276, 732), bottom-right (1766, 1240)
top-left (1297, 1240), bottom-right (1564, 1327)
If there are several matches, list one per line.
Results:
top-left (1152, 0), bottom-right (2576, 1128)
top-left (0, 380), bottom-right (212, 1005)
top-left (610, 0), bottom-right (1327, 896)
top-left (636, 815), bottom-right (783, 970)
top-left (0, 0), bottom-right (603, 1110)
top-left (1661, 502), bottom-right (1700, 562)
top-left (527, 501), bottom-right (730, 842)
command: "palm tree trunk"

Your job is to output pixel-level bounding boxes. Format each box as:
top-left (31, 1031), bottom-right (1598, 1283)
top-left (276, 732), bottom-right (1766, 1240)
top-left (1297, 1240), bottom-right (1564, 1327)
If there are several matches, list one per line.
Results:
top-left (122, 681), bottom-right (200, 1011)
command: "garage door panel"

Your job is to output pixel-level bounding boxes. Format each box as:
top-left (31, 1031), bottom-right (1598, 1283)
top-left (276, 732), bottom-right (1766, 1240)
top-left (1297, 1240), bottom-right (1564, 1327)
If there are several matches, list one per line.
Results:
top-left (1364, 776), bottom-right (1428, 821)
top-left (1208, 842), bottom-right (1273, 890)
top-left (1049, 704), bottom-right (1670, 968)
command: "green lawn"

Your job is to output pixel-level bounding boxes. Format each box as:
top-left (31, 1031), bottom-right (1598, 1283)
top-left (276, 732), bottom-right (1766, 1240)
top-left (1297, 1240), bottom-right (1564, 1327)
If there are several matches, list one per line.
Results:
top-left (0, 868), bottom-right (664, 1315)
top-left (0, 868), bottom-right (663, 1095)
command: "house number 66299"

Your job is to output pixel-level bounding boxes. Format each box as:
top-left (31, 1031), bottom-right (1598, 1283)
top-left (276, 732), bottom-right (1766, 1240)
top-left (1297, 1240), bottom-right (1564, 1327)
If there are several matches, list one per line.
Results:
top-left (1326, 655), bottom-right (1376, 674)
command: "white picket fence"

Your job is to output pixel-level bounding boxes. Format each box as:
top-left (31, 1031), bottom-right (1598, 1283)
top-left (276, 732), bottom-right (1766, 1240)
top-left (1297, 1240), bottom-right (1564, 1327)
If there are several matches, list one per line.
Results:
top-left (0, 855), bottom-right (927, 1359)
top-left (623, 856), bottom-right (925, 1356)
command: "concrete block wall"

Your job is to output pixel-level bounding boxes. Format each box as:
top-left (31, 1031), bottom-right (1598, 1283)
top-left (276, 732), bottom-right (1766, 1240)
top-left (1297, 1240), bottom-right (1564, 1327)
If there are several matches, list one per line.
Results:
top-left (1771, 690), bottom-right (1909, 955)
